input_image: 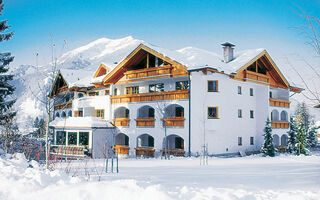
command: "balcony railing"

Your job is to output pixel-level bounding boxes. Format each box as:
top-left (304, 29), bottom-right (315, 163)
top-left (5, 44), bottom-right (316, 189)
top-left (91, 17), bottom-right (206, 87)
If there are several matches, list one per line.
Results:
top-left (162, 117), bottom-right (185, 127)
top-left (271, 121), bottom-right (289, 129)
top-left (161, 148), bottom-right (185, 156)
top-left (124, 65), bottom-right (172, 80)
top-left (244, 70), bottom-right (269, 83)
top-left (49, 145), bottom-right (86, 157)
top-left (54, 102), bottom-right (72, 110)
top-left (114, 145), bottom-right (129, 155)
top-left (111, 90), bottom-right (189, 104)
top-left (269, 98), bottom-right (290, 108)
top-left (135, 118), bottom-right (155, 127)
top-left (113, 118), bottom-right (130, 126)
top-left (135, 147), bottom-right (155, 157)
top-left (57, 86), bottom-right (68, 94)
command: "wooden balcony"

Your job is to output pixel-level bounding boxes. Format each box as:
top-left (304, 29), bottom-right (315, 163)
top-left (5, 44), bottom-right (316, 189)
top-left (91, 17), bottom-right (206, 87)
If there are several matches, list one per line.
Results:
top-left (269, 98), bottom-right (290, 108)
top-left (162, 117), bottom-right (185, 127)
top-left (54, 102), bottom-right (72, 110)
top-left (244, 70), bottom-right (269, 83)
top-left (124, 65), bottom-right (172, 80)
top-left (161, 148), bottom-right (185, 156)
top-left (111, 90), bottom-right (189, 104)
top-left (135, 147), bottom-right (155, 157)
top-left (271, 121), bottom-right (289, 129)
top-left (113, 118), bottom-right (130, 126)
top-left (114, 145), bottom-right (129, 155)
top-left (135, 118), bottom-right (155, 127)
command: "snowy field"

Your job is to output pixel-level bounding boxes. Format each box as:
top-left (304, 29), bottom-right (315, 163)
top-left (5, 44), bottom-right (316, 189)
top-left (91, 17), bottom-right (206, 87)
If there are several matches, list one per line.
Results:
top-left (0, 154), bottom-right (320, 200)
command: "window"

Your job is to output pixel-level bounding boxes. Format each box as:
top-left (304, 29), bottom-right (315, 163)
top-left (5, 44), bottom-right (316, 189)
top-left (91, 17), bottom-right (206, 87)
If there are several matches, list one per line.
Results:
top-left (250, 110), bottom-right (254, 119)
top-left (89, 91), bottom-right (99, 96)
top-left (148, 107), bottom-right (155, 118)
top-left (238, 86), bottom-right (242, 94)
top-left (238, 109), bottom-right (242, 118)
top-left (238, 137), bottom-right (242, 146)
top-left (79, 132), bottom-right (89, 146)
top-left (105, 90), bottom-right (110, 95)
top-left (250, 88), bottom-right (254, 96)
top-left (95, 109), bottom-right (104, 119)
top-left (269, 91), bottom-right (272, 98)
top-left (208, 80), bottom-right (218, 92)
top-left (176, 107), bottom-right (184, 117)
top-left (250, 137), bottom-right (254, 145)
top-left (176, 81), bottom-right (189, 90)
top-left (114, 88), bottom-right (118, 95)
top-left (56, 131), bottom-right (66, 145)
top-left (68, 132), bottom-right (77, 146)
top-left (74, 108), bottom-right (83, 117)
top-left (149, 83), bottom-right (164, 93)
top-left (208, 107), bottom-right (218, 119)
top-left (126, 86), bottom-right (139, 94)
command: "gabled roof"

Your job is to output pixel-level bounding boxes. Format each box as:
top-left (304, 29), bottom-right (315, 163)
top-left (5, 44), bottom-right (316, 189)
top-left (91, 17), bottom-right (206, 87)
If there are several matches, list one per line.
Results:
top-left (93, 63), bottom-right (111, 78)
top-left (102, 44), bottom-right (187, 84)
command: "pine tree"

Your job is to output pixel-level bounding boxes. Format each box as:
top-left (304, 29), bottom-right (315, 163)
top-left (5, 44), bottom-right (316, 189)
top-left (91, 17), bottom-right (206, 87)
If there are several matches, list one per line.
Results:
top-left (295, 115), bottom-right (309, 155)
top-left (295, 102), bottom-right (310, 132)
top-left (306, 121), bottom-right (319, 148)
top-left (287, 117), bottom-right (297, 153)
top-left (0, 0), bottom-right (16, 135)
top-left (261, 118), bottom-right (276, 157)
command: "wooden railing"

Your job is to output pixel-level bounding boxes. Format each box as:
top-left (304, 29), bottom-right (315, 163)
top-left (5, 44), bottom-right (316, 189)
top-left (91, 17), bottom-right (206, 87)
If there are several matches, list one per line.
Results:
top-left (135, 118), bottom-right (155, 127)
top-left (162, 117), bottom-right (185, 127)
top-left (50, 145), bottom-right (86, 157)
top-left (161, 148), bottom-right (185, 156)
top-left (244, 70), bottom-right (269, 83)
top-left (124, 65), bottom-right (172, 80)
top-left (135, 147), bottom-right (155, 157)
top-left (55, 102), bottom-right (72, 110)
top-left (113, 118), bottom-right (130, 126)
top-left (271, 121), bottom-right (289, 129)
top-left (114, 145), bottom-right (129, 155)
top-left (269, 98), bottom-right (290, 108)
top-left (111, 90), bottom-right (189, 104)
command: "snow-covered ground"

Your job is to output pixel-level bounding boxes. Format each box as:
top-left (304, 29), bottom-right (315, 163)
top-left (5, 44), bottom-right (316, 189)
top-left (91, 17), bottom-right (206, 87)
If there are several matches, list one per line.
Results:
top-left (1, 153), bottom-right (320, 200)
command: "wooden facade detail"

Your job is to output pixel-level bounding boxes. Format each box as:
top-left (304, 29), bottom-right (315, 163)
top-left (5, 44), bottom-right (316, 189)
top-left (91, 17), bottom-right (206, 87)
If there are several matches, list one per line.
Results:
top-left (135, 147), bottom-right (155, 157)
top-left (271, 121), bottom-right (289, 129)
top-left (57, 85), bottom-right (68, 94)
top-left (111, 90), bottom-right (189, 104)
top-left (161, 149), bottom-right (185, 156)
top-left (50, 145), bottom-right (85, 157)
top-left (55, 102), bottom-right (72, 110)
top-left (113, 118), bottom-right (130, 126)
top-left (124, 65), bottom-right (172, 80)
top-left (114, 145), bottom-right (129, 155)
top-left (135, 118), bottom-right (155, 127)
top-left (244, 70), bottom-right (269, 84)
top-left (162, 117), bottom-right (185, 127)
top-left (269, 98), bottom-right (290, 108)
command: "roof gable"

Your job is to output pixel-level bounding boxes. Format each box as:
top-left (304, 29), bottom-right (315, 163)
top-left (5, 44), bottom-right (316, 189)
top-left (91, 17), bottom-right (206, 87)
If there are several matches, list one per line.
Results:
top-left (93, 63), bottom-right (111, 78)
top-left (49, 71), bottom-right (68, 97)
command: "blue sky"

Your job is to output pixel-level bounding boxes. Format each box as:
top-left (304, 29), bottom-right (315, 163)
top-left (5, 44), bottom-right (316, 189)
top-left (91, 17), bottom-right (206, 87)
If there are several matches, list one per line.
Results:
top-left (1, 0), bottom-right (320, 67)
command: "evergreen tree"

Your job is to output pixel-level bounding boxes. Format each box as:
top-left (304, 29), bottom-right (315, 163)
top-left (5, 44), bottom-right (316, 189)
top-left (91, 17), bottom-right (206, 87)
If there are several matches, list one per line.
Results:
top-left (295, 115), bottom-right (309, 155)
top-left (261, 118), bottom-right (276, 157)
top-left (0, 0), bottom-right (16, 134)
top-left (287, 117), bottom-right (297, 153)
top-left (295, 102), bottom-right (310, 132)
top-left (306, 121), bottom-right (319, 148)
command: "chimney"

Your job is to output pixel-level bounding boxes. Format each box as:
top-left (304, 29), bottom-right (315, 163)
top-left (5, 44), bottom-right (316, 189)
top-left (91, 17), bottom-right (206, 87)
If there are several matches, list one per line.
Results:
top-left (221, 42), bottom-right (235, 63)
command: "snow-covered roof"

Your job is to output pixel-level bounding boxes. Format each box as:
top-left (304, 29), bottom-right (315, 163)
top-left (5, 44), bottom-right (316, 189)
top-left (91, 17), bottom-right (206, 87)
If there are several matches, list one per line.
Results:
top-left (49, 117), bottom-right (114, 128)
top-left (59, 69), bottom-right (94, 87)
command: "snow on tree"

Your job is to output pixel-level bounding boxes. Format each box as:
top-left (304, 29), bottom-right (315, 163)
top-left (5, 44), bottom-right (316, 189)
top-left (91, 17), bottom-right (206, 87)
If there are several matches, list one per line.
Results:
top-left (306, 121), bottom-right (319, 148)
top-left (261, 118), bottom-right (276, 157)
top-left (295, 114), bottom-right (309, 155)
top-left (0, 0), bottom-right (16, 136)
top-left (286, 117), bottom-right (297, 154)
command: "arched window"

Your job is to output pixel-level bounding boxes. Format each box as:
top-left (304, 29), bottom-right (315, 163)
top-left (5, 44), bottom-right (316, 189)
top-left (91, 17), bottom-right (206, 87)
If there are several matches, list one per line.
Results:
top-left (164, 104), bottom-right (184, 118)
top-left (271, 110), bottom-right (279, 121)
top-left (61, 111), bottom-right (66, 118)
top-left (78, 93), bottom-right (84, 98)
top-left (115, 133), bottom-right (129, 146)
top-left (68, 110), bottom-right (72, 117)
top-left (163, 134), bottom-right (184, 149)
top-left (137, 134), bottom-right (154, 148)
top-left (114, 107), bottom-right (129, 118)
top-left (137, 105), bottom-right (155, 118)
top-left (280, 111), bottom-right (288, 121)
top-left (281, 134), bottom-right (288, 146)
top-left (273, 134), bottom-right (280, 147)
